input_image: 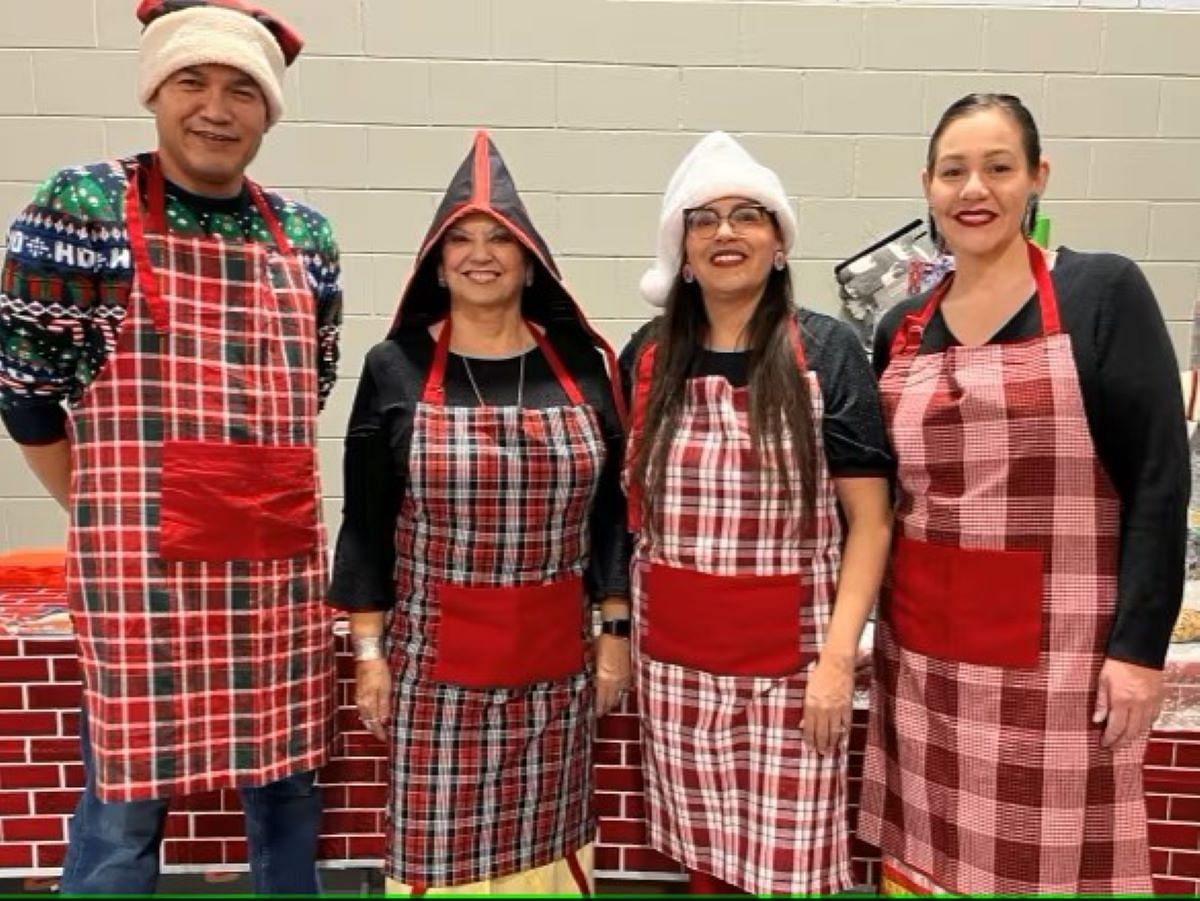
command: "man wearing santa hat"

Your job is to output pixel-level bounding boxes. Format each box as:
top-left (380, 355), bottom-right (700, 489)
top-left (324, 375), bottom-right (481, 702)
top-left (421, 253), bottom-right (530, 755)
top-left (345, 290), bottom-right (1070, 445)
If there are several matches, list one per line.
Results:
top-left (0, 1), bottom-right (342, 892)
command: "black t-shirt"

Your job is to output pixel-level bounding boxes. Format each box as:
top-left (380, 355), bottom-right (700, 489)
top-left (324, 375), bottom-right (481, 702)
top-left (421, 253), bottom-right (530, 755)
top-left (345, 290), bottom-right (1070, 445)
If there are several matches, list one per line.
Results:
top-left (873, 248), bottom-right (1188, 669)
top-left (620, 307), bottom-right (895, 477)
top-left (328, 325), bottom-right (629, 610)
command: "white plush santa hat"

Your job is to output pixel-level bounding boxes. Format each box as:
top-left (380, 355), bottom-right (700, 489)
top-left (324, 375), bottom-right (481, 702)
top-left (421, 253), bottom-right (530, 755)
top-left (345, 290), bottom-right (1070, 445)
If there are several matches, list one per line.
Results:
top-left (136, 0), bottom-right (304, 128)
top-left (640, 131), bottom-right (797, 307)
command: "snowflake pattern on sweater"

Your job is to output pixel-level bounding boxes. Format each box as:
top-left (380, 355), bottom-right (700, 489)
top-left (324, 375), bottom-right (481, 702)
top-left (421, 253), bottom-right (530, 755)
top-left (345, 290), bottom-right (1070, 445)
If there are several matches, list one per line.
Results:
top-left (0, 155), bottom-right (342, 442)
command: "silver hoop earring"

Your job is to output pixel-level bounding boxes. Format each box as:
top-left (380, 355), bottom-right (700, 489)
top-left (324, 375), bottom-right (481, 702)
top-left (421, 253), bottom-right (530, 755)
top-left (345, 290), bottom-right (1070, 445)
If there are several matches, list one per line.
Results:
top-left (525, 267), bottom-right (535, 288)
top-left (773, 251), bottom-right (787, 272)
top-left (681, 263), bottom-right (695, 284)
top-left (436, 272), bottom-right (447, 288)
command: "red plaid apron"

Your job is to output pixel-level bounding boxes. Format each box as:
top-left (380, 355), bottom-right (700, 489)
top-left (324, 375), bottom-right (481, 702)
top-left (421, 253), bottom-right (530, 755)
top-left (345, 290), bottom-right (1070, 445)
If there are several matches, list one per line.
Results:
top-left (385, 318), bottom-right (601, 888)
top-left (65, 156), bottom-right (334, 802)
top-left (626, 317), bottom-right (852, 896)
top-left (858, 243), bottom-right (1152, 894)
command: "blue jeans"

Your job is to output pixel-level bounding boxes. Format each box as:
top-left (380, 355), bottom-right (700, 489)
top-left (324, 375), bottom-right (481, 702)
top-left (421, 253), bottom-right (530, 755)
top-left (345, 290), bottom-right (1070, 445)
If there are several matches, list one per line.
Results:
top-left (60, 705), bottom-right (322, 894)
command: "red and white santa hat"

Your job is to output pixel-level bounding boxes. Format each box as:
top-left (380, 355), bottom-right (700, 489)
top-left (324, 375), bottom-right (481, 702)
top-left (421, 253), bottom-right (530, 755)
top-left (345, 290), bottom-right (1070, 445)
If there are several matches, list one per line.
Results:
top-left (640, 131), bottom-right (797, 306)
top-left (136, 0), bottom-right (304, 127)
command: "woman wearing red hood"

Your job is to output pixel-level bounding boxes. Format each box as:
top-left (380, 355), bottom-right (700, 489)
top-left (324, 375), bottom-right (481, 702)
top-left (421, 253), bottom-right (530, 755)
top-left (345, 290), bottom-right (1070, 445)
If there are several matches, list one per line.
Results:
top-left (329, 132), bottom-right (631, 895)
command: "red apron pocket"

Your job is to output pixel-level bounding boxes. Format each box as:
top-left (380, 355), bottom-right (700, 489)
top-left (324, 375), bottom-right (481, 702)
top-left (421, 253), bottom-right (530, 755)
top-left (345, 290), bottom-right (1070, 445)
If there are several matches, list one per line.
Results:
top-left (642, 562), bottom-right (809, 677)
top-left (159, 440), bottom-right (319, 562)
top-left (432, 574), bottom-right (586, 689)
top-left (887, 535), bottom-right (1043, 668)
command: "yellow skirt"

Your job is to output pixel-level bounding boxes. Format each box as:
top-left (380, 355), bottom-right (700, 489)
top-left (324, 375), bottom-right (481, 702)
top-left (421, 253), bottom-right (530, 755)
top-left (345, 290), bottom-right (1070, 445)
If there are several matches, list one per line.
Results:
top-left (881, 856), bottom-right (954, 896)
top-left (385, 844), bottom-right (594, 896)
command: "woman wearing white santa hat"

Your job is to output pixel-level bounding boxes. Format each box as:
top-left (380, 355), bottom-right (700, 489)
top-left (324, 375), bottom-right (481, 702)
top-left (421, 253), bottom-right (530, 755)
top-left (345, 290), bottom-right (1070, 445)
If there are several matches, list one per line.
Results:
top-left (620, 131), bottom-right (895, 895)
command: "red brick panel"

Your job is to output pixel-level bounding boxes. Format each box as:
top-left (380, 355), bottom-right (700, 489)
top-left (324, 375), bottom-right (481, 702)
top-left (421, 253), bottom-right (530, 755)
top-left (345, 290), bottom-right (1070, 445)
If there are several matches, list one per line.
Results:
top-left (3, 627), bottom-right (1200, 898)
top-left (0, 763), bottom-right (62, 789)
top-left (0, 658), bottom-right (48, 683)
top-left (35, 842), bottom-right (67, 869)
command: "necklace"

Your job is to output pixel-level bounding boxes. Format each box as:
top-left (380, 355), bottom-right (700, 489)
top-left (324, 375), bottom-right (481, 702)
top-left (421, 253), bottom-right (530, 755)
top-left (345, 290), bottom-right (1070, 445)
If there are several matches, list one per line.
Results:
top-left (461, 352), bottom-right (526, 409)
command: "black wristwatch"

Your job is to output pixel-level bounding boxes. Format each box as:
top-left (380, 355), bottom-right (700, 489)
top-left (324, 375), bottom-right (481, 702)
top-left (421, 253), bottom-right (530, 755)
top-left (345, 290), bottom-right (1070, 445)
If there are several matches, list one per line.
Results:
top-left (600, 618), bottom-right (631, 639)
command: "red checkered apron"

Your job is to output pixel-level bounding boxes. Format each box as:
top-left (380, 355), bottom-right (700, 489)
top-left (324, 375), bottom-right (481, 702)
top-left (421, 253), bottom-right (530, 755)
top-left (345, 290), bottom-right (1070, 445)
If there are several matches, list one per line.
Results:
top-left (65, 156), bottom-right (334, 802)
top-left (858, 243), bottom-right (1152, 894)
top-left (385, 317), bottom-right (601, 888)
top-left (626, 317), bottom-right (853, 896)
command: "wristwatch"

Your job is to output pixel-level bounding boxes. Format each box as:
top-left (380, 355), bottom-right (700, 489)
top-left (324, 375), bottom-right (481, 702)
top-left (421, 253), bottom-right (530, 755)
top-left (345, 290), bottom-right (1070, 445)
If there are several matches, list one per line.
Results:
top-left (600, 618), bottom-right (631, 639)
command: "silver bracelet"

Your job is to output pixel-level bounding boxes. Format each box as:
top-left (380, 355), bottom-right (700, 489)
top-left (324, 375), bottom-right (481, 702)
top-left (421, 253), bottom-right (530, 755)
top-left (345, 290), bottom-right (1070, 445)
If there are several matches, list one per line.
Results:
top-left (352, 634), bottom-right (384, 661)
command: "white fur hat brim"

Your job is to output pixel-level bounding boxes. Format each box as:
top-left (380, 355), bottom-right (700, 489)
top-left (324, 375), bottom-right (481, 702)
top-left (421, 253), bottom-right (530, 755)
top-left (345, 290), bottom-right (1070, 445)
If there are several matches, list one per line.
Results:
top-left (138, 5), bottom-right (286, 126)
top-left (640, 131), bottom-right (797, 306)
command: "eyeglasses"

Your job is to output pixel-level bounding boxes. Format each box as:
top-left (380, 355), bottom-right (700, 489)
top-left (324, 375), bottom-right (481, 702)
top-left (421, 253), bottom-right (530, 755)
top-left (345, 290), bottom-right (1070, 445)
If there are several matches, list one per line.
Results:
top-left (683, 204), bottom-right (774, 239)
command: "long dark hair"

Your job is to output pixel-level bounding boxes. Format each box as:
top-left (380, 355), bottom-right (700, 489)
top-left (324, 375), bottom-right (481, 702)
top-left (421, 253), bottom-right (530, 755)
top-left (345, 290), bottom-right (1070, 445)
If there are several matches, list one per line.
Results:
top-left (926, 93), bottom-right (1043, 244)
top-left (630, 264), bottom-right (818, 537)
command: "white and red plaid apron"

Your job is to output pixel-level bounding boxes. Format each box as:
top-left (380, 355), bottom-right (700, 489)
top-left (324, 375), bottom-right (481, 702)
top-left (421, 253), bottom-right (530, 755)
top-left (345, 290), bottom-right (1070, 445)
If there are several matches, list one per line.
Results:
top-left (65, 155), bottom-right (334, 802)
top-left (858, 242), bottom-right (1152, 894)
top-left (385, 318), bottom-right (600, 889)
top-left (626, 317), bottom-right (853, 896)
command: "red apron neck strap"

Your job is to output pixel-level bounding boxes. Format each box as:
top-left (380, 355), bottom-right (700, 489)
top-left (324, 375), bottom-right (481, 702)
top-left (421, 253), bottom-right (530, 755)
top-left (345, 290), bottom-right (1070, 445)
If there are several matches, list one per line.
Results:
top-left (422, 317), bottom-right (453, 405)
top-left (246, 180), bottom-right (294, 255)
top-left (421, 318), bottom-right (586, 407)
top-left (626, 340), bottom-right (658, 533)
top-left (124, 163), bottom-right (170, 332)
top-left (888, 240), bottom-right (1060, 359)
top-left (889, 275), bottom-right (947, 360)
top-left (145, 153), bottom-right (169, 236)
top-left (786, 314), bottom-right (808, 370)
top-left (528, 323), bottom-right (586, 406)
top-left (1027, 240), bottom-right (1060, 336)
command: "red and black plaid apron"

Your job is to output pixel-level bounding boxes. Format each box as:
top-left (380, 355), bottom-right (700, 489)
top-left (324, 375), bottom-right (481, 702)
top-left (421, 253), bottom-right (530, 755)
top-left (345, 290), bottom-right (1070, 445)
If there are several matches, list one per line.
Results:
top-left (626, 318), bottom-right (852, 896)
top-left (385, 318), bottom-right (600, 888)
top-left (65, 156), bottom-right (334, 802)
top-left (858, 242), bottom-right (1152, 894)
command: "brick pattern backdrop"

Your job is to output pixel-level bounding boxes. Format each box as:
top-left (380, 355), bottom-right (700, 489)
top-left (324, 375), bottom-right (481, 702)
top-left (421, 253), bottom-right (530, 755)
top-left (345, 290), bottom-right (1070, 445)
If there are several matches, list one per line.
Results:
top-left (3, 617), bottom-right (1200, 890)
top-left (0, 0), bottom-right (1198, 548)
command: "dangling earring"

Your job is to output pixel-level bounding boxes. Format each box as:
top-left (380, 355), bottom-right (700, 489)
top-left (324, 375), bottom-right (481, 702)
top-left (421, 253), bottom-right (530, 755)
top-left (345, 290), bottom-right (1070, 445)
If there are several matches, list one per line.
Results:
top-left (1023, 194), bottom-right (1041, 237)
top-left (681, 263), bottom-right (695, 284)
top-left (773, 250), bottom-right (787, 271)
top-left (436, 270), bottom-right (447, 288)
top-left (927, 210), bottom-right (946, 253)
top-left (525, 267), bottom-right (535, 288)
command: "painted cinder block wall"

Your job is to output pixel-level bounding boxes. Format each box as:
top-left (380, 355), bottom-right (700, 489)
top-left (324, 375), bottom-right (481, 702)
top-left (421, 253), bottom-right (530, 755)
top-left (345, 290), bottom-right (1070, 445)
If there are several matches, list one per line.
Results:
top-left (0, 0), bottom-right (1198, 552)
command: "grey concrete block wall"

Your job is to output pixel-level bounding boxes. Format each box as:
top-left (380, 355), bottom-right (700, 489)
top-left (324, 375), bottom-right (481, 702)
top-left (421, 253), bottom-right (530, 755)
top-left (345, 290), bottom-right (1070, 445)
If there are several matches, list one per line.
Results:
top-left (0, 0), bottom-right (1197, 549)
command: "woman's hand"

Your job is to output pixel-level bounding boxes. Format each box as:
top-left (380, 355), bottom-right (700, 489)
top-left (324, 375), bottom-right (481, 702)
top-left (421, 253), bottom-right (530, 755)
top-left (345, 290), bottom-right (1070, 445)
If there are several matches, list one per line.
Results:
top-left (595, 634), bottom-right (632, 717)
top-left (1094, 657), bottom-right (1164, 750)
top-left (802, 653), bottom-right (855, 756)
top-left (355, 658), bottom-right (392, 742)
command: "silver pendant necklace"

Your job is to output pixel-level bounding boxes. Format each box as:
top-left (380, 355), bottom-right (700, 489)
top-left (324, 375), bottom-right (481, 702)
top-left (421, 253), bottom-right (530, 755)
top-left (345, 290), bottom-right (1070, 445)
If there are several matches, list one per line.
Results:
top-left (461, 351), bottom-right (526, 409)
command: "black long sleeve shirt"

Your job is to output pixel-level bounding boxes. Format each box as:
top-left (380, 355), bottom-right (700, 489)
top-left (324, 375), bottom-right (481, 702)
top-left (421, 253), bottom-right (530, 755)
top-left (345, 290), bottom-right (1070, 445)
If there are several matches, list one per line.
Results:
top-left (329, 325), bottom-right (629, 611)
